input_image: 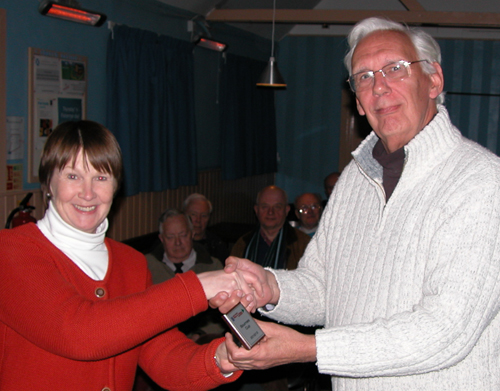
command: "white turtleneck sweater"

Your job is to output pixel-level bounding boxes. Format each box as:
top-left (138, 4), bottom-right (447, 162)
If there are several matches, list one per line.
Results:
top-left (37, 201), bottom-right (109, 280)
top-left (266, 106), bottom-right (500, 390)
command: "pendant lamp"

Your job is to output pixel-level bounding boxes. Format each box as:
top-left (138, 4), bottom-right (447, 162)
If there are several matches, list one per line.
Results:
top-left (256, 0), bottom-right (287, 87)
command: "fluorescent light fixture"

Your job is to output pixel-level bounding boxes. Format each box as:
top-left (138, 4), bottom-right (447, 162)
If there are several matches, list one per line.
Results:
top-left (195, 37), bottom-right (227, 52)
top-left (38, 0), bottom-right (107, 27)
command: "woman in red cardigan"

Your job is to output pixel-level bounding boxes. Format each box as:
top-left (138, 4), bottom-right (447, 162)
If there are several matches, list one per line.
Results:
top-left (0, 120), bottom-right (257, 391)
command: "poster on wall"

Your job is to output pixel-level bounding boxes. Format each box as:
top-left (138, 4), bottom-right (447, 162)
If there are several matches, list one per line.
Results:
top-left (28, 47), bottom-right (87, 183)
top-left (6, 116), bottom-right (24, 161)
top-left (6, 163), bottom-right (23, 191)
top-left (5, 116), bottom-right (24, 191)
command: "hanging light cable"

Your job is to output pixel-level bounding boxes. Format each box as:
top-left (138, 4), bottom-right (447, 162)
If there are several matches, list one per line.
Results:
top-left (256, 0), bottom-right (287, 87)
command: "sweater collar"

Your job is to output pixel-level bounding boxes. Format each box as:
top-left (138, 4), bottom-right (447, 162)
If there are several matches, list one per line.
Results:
top-left (38, 201), bottom-right (108, 244)
top-left (37, 201), bottom-right (109, 280)
top-left (352, 105), bottom-right (462, 184)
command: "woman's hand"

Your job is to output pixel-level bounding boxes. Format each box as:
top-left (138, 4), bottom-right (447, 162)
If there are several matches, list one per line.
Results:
top-left (210, 257), bottom-right (280, 313)
top-left (197, 268), bottom-right (261, 312)
top-left (224, 319), bottom-right (317, 370)
top-left (200, 257), bottom-right (281, 313)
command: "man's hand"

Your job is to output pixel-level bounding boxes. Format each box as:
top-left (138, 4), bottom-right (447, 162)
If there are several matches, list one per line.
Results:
top-left (225, 257), bottom-right (280, 306)
top-left (224, 319), bottom-right (317, 370)
top-left (197, 268), bottom-right (261, 311)
top-left (208, 257), bottom-right (280, 313)
top-left (214, 341), bottom-right (239, 375)
top-left (210, 290), bottom-right (256, 313)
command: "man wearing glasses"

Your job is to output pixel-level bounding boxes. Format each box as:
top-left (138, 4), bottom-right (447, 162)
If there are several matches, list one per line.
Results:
top-left (216, 17), bottom-right (500, 391)
top-left (231, 185), bottom-right (310, 271)
top-left (294, 193), bottom-right (323, 237)
top-left (229, 185), bottom-right (311, 390)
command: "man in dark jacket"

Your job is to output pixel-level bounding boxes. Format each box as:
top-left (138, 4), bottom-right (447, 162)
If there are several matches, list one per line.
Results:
top-left (230, 186), bottom-right (312, 391)
top-left (145, 209), bottom-right (224, 341)
top-left (231, 185), bottom-right (310, 270)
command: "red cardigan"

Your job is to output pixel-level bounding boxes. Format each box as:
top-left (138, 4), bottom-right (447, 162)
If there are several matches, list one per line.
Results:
top-left (0, 223), bottom-right (240, 391)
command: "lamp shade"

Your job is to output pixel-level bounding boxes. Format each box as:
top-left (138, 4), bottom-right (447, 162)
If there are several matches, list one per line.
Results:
top-left (256, 57), bottom-right (287, 87)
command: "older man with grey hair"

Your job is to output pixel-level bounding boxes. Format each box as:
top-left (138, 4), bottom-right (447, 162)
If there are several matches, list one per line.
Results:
top-left (216, 17), bottom-right (500, 391)
top-left (146, 208), bottom-right (223, 282)
top-left (183, 193), bottom-right (229, 263)
top-left (141, 209), bottom-right (226, 390)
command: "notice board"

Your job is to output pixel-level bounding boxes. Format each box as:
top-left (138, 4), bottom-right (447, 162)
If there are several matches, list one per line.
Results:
top-left (28, 47), bottom-right (87, 183)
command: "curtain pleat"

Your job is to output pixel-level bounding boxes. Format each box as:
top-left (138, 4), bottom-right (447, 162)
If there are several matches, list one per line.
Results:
top-left (219, 53), bottom-right (277, 180)
top-left (440, 39), bottom-right (500, 155)
top-left (106, 25), bottom-right (197, 196)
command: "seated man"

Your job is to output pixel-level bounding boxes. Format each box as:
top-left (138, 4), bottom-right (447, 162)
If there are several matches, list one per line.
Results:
top-left (231, 185), bottom-right (310, 270)
top-left (294, 192), bottom-right (323, 237)
top-left (145, 209), bottom-right (225, 340)
top-left (183, 193), bottom-right (229, 263)
top-left (231, 186), bottom-right (313, 390)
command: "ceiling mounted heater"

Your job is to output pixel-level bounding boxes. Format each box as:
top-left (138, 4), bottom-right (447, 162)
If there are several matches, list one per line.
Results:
top-left (195, 37), bottom-right (227, 52)
top-left (38, 0), bottom-right (107, 27)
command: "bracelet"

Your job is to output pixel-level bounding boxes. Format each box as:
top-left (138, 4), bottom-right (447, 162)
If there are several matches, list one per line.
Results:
top-left (214, 354), bottom-right (234, 378)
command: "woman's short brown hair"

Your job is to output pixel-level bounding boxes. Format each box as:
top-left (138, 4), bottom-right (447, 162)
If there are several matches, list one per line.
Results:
top-left (39, 120), bottom-right (123, 194)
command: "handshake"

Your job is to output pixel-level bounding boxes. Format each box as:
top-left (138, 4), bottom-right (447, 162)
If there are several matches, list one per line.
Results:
top-left (198, 256), bottom-right (281, 314)
top-left (197, 256), bottom-right (317, 374)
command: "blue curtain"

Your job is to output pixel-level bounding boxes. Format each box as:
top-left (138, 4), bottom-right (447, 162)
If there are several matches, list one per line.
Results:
top-left (439, 39), bottom-right (500, 155)
top-left (219, 53), bottom-right (278, 180)
top-left (275, 36), bottom-right (345, 198)
top-left (106, 25), bottom-right (197, 196)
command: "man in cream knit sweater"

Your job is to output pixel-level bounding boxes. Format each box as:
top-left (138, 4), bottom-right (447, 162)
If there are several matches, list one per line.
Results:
top-left (215, 17), bottom-right (500, 391)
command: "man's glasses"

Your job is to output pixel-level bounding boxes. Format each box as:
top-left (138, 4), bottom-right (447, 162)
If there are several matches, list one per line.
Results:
top-left (347, 59), bottom-right (430, 93)
top-left (298, 204), bottom-right (321, 214)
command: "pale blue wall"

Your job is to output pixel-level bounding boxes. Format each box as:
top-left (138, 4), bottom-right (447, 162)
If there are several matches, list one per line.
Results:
top-left (4, 1), bottom-right (500, 201)
top-left (1, 0), bottom-right (271, 188)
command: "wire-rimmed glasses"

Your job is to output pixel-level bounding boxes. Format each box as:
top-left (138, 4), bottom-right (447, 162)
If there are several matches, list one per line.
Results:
top-left (347, 59), bottom-right (430, 93)
top-left (298, 204), bottom-right (321, 215)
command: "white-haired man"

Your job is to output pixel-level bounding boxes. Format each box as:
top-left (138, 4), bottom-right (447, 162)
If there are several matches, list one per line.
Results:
top-left (215, 17), bottom-right (500, 391)
top-left (183, 193), bottom-right (228, 263)
top-left (146, 209), bottom-right (225, 339)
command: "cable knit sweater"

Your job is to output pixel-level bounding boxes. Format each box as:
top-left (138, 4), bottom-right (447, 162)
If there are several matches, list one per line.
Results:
top-left (265, 106), bottom-right (500, 390)
top-left (0, 224), bottom-right (240, 391)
